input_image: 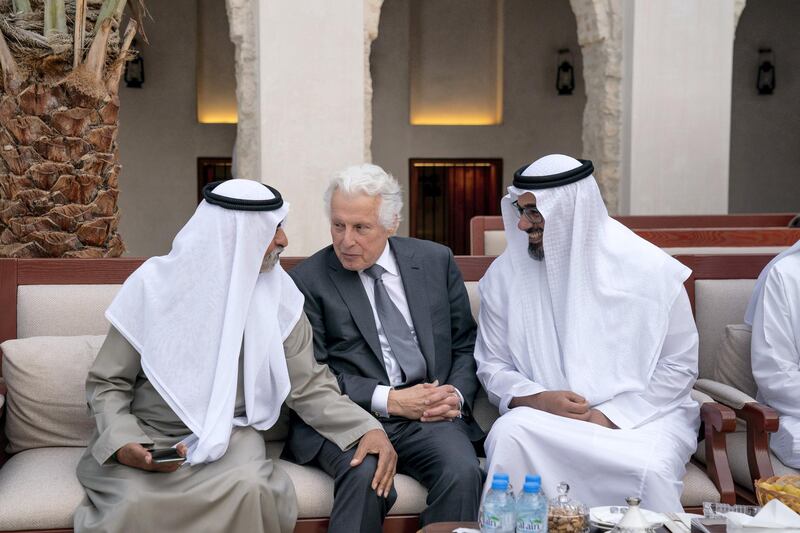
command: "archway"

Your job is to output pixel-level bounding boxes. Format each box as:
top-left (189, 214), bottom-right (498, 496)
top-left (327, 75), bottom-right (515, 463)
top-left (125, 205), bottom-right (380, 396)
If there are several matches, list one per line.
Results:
top-left (729, 0), bottom-right (800, 213)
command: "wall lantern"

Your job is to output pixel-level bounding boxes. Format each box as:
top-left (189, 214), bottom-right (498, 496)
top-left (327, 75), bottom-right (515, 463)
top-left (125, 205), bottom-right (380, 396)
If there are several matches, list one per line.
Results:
top-left (556, 48), bottom-right (575, 96)
top-left (124, 39), bottom-right (145, 89)
top-left (756, 48), bottom-right (775, 95)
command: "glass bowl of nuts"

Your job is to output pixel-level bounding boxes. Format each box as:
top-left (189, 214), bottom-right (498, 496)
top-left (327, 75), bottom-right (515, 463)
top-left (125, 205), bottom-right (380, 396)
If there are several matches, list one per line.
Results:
top-left (548, 482), bottom-right (589, 533)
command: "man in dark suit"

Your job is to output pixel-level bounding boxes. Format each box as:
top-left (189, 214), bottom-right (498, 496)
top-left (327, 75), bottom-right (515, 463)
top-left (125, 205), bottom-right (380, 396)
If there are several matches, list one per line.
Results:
top-left (285, 164), bottom-right (483, 532)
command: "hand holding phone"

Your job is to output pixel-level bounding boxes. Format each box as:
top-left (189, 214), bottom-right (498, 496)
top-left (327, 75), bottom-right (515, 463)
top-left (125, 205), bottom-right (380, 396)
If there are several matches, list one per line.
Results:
top-left (116, 442), bottom-right (186, 472)
top-left (150, 447), bottom-right (185, 464)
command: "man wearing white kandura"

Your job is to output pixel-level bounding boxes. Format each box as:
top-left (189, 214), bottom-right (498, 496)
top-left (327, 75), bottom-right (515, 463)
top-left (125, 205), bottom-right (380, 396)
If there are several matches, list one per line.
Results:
top-left (746, 239), bottom-right (800, 469)
top-left (475, 153), bottom-right (701, 512)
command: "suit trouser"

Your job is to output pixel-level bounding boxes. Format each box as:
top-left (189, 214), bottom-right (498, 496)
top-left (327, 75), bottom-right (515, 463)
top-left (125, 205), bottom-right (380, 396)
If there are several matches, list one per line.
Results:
top-left (311, 418), bottom-right (483, 532)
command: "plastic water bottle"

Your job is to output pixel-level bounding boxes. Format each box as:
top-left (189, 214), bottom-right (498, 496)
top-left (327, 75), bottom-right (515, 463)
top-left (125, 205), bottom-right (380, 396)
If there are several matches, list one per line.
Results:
top-left (480, 479), bottom-right (515, 533)
top-left (523, 474), bottom-right (541, 502)
top-left (494, 472), bottom-right (515, 500)
top-left (524, 474), bottom-right (541, 486)
top-left (515, 480), bottom-right (548, 532)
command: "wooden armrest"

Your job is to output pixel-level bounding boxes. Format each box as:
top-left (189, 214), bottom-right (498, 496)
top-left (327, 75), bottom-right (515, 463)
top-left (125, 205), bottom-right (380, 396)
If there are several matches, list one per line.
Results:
top-left (700, 402), bottom-right (737, 504)
top-left (738, 402), bottom-right (780, 482)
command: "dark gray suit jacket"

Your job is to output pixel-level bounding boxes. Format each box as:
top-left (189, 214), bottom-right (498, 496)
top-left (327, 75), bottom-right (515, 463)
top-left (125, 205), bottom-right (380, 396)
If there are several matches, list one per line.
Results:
top-left (285, 237), bottom-right (483, 464)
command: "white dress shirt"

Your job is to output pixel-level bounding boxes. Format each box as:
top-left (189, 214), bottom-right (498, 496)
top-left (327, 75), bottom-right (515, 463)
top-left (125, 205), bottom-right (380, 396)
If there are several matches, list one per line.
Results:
top-left (361, 243), bottom-right (462, 417)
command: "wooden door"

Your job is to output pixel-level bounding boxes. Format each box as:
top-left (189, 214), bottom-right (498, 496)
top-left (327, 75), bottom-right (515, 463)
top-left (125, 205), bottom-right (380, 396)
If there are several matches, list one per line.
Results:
top-left (409, 159), bottom-right (502, 254)
top-left (197, 157), bottom-right (233, 203)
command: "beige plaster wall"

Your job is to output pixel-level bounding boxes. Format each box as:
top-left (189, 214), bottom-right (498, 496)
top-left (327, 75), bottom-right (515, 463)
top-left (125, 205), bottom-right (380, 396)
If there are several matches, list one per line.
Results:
top-left (117, 0), bottom-right (236, 257)
top-left (729, 0), bottom-right (800, 213)
top-left (371, 0), bottom-right (586, 235)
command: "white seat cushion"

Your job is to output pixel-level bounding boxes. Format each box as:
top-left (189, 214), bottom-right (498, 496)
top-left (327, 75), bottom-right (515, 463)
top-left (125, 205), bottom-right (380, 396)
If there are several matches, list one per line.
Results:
top-left (0, 447), bottom-right (85, 530)
top-left (0, 442), bottom-right (736, 530)
top-left (0, 443), bottom-right (430, 529)
top-left (264, 442), bottom-right (429, 517)
top-left (680, 462), bottom-right (721, 506)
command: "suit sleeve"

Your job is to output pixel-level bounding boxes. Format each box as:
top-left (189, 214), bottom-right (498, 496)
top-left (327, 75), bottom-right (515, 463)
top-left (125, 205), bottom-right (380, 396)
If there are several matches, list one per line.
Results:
top-left (291, 271), bottom-right (382, 411)
top-left (284, 313), bottom-right (383, 450)
top-left (442, 250), bottom-right (480, 415)
top-left (87, 325), bottom-right (154, 465)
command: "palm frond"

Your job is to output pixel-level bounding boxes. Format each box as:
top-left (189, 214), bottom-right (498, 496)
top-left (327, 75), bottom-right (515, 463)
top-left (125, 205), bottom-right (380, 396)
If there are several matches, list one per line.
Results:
top-left (44, 0), bottom-right (67, 38)
top-left (11, 0), bottom-right (32, 14)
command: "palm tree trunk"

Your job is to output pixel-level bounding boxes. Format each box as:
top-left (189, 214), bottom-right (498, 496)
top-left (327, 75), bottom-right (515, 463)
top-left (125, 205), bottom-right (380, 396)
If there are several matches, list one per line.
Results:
top-left (0, 1), bottom-right (140, 257)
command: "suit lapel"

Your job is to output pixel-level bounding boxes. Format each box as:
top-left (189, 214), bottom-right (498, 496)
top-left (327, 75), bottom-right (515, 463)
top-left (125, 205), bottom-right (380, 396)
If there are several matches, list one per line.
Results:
top-left (326, 251), bottom-right (384, 367)
top-left (391, 238), bottom-right (436, 380)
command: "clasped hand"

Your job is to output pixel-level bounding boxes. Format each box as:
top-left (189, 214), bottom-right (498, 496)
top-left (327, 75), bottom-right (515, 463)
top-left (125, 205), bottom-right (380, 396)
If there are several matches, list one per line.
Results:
top-left (387, 380), bottom-right (461, 422)
top-left (511, 390), bottom-right (617, 429)
top-left (115, 442), bottom-right (188, 473)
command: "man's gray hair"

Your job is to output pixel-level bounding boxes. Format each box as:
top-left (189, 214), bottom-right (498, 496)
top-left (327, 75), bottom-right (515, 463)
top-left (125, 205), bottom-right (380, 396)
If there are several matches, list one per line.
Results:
top-left (324, 164), bottom-right (403, 230)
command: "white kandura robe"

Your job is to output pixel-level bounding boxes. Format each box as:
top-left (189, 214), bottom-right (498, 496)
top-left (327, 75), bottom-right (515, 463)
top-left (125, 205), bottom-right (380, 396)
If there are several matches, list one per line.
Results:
top-left (750, 252), bottom-right (800, 468)
top-left (476, 252), bottom-right (700, 512)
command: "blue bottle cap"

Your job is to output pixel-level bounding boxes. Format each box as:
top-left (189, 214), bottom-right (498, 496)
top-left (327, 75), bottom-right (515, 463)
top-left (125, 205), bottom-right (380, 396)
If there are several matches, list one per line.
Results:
top-left (523, 481), bottom-right (541, 493)
top-left (491, 479), bottom-right (509, 491)
top-left (493, 473), bottom-right (510, 480)
top-left (525, 474), bottom-right (541, 484)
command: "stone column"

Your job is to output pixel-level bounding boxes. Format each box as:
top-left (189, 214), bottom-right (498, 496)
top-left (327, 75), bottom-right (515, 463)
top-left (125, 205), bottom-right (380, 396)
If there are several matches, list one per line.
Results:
top-left (226, 0), bottom-right (259, 182)
top-left (255, 0), bottom-right (381, 255)
top-left (620, 0), bottom-right (737, 214)
top-left (570, 0), bottom-right (624, 214)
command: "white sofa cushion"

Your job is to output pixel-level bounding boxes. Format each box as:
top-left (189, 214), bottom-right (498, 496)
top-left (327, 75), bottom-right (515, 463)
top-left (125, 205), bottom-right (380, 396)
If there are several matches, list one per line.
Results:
top-left (0, 447), bottom-right (85, 531)
top-left (695, 279), bottom-right (757, 380)
top-left (680, 462), bottom-right (721, 506)
top-left (711, 324), bottom-right (757, 399)
top-left (1, 335), bottom-right (104, 452)
top-left (0, 444), bottom-right (430, 530)
top-left (17, 284), bottom-right (121, 338)
top-left (484, 231), bottom-right (506, 256)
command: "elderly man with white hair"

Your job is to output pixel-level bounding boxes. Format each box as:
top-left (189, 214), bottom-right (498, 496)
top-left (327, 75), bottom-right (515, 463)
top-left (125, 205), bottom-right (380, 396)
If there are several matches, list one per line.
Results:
top-left (475, 154), bottom-right (701, 512)
top-left (285, 164), bottom-right (484, 532)
top-left (74, 179), bottom-right (395, 533)
top-left (745, 240), bottom-right (800, 469)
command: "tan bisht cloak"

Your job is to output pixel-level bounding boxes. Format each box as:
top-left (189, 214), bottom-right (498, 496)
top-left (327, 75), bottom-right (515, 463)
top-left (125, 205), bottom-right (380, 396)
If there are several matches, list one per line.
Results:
top-left (75, 316), bottom-right (380, 533)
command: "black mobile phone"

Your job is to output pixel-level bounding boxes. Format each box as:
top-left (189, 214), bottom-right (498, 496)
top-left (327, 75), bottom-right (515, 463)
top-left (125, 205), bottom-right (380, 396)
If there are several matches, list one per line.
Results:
top-left (149, 447), bottom-right (184, 464)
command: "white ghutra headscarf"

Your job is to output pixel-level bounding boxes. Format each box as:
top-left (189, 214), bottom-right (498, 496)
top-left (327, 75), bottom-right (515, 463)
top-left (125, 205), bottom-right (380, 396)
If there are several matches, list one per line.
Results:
top-left (486, 154), bottom-right (690, 406)
top-left (106, 179), bottom-right (303, 464)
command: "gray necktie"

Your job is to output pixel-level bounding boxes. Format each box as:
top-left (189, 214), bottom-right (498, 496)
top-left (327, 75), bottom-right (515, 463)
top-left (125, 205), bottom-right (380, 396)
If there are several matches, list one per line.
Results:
top-left (364, 264), bottom-right (427, 385)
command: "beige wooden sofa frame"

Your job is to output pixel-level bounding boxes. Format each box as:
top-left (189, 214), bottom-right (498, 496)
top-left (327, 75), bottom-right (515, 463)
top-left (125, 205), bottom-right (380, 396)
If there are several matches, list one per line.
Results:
top-left (0, 256), bottom-right (753, 532)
